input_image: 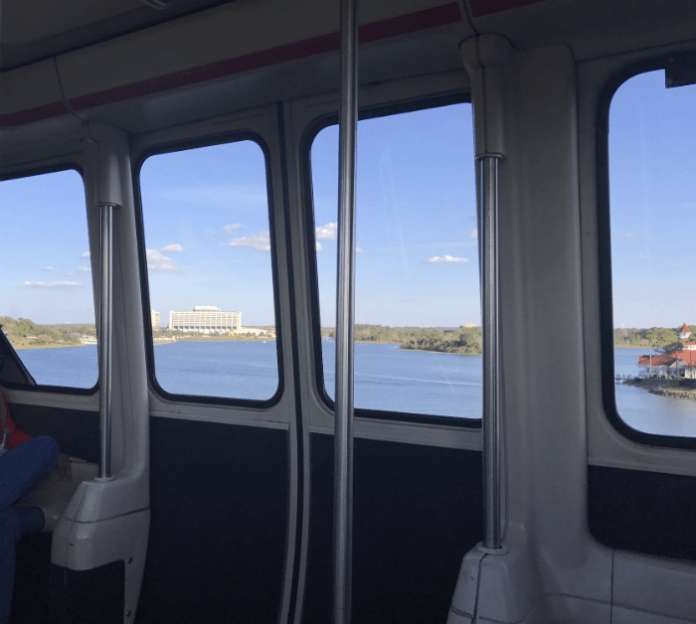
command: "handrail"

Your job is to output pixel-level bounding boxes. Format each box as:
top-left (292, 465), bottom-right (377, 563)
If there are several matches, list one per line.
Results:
top-left (333, 0), bottom-right (358, 621)
top-left (477, 152), bottom-right (504, 551)
top-left (97, 203), bottom-right (117, 481)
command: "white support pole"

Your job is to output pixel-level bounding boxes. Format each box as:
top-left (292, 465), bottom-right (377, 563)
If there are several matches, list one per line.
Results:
top-left (97, 202), bottom-right (118, 481)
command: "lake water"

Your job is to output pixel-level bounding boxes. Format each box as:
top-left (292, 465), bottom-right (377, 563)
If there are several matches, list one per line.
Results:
top-left (13, 343), bottom-right (696, 436)
top-left (322, 342), bottom-right (482, 419)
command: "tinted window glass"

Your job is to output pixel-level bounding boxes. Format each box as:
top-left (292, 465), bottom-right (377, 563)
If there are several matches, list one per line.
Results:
top-left (140, 141), bottom-right (279, 401)
top-left (610, 70), bottom-right (696, 437)
top-left (0, 170), bottom-right (98, 389)
top-left (311, 103), bottom-right (481, 419)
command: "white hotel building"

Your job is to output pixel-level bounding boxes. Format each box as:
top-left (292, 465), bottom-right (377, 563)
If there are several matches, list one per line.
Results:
top-left (150, 309), bottom-right (161, 330)
top-left (169, 306), bottom-right (241, 334)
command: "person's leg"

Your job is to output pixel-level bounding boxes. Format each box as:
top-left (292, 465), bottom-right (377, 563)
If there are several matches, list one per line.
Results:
top-left (0, 437), bottom-right (58, 508)
top-left (0, 508), bottom-right (21, 624)
top-left (0, 438), bottom-right (57, 623)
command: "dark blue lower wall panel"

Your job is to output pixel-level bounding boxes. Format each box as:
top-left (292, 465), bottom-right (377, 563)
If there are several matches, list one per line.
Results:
top-left (302, 434), bottom-right (482, 624)
top-left (135, 417), bottom-right (288, 624)
top-left (49, 561), bottom-right (125, 624)
top-left (6, 407), bottom-right (288, 623)
top-left (11, 534), bottom-right (52, 624)
top-left (589, 465), bottom-right (696, 561)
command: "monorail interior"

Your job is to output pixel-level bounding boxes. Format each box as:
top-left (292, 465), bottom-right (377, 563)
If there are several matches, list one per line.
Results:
top-left (2, 1), bottom-right (696, 623)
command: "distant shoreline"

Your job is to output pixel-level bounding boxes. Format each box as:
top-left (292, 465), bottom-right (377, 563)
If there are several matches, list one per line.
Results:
top-left (154, 336), bottom-right (276, 345)
top-left (624, 377), bottom-right (696, 401)
top-left (327, 340), bottom-right (481, 356)
top-left (13, 336), bottom-right (278, 350)
top-left (399, 347), bottom-right (480, 356)
top-left (14, 342), bottom-right (89, 351)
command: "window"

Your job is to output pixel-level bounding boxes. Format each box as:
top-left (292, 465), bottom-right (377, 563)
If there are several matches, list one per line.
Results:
top-left (139, 140), bottom-right (280, 402)
top-left (0, 170), bottom-right (98, 389)
top-left (310, 102), bottom-right (481, 420)
top-left (608, 67), bottom-right (696, 439)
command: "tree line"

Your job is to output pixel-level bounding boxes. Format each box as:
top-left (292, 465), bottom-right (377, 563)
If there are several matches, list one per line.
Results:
top-left (0, 316), bottom-right (95, 349)
top-left (322, 324), bottom-right (482, 355)
top-left (613, 325), bottom-right (696, 356)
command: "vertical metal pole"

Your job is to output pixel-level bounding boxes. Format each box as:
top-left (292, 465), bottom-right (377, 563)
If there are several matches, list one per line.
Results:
top-left (98, 203), bottom-right (116, 480)
top-left (478, 153), bottom-right (504, 551)
top-left (333, 0), bottom-right (358, 621)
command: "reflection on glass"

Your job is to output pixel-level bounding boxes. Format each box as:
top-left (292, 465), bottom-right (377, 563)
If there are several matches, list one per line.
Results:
top-left (139, 141), bottom-right (279, 401)
top-left (0, 170), bottom-right (98, 389)
top-left (610, 70), bottom-right (696, 436)
top-left (311, 103), bottom-right (481, 418)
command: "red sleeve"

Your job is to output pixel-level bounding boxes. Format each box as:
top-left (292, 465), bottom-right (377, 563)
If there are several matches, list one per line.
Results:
top-left (6, 428), bottom-right (33, 450)
top-left (1, 393), bottom-right (33, 450)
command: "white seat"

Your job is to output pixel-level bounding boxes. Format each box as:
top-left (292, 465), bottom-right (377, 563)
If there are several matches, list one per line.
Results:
top-left (15, 457), bottom-right (98, 532)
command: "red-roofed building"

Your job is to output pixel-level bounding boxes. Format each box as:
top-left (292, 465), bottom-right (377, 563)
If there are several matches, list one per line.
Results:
top-left (639, 324), bottom-right (696, 378)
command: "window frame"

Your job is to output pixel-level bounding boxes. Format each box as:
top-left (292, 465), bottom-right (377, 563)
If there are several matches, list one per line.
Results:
top-left (301, 93), bottom-right (482, 428)
top-left (597, 53), bottom-right (696, 451)
top-left (133, 132), bottom-right (286, 409)
top-left (0, 164), bottom-right (99, 396)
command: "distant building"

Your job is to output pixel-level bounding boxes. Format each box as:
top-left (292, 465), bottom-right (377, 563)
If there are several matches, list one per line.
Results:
top-left (678, 323), bottom-right (696, 348)
top-left (151, 309), bottom-right (160, 330)
top-left (461, 323), bottom-right (476, 328)
top-left (169, 306), bottom-right (241, 334)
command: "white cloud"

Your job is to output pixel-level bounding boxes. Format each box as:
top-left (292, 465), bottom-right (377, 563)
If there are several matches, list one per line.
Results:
top-left (228, 231), bottom-right (271, 252)
top-left (316, 222), bottom-right (338, 241)
top-left (43, 266), bottom-right (54, 271)
top-left (81, 251), bottom-right (90, 258)
top-left (77, 266), bottom-right (90, 272)
top-left (146, 249), bottom-right (177, 271)
top-left (223, 224), bottom-right (242, 234)
top-left (469, 229), bottom-right (478, 239)
top-left (159, 184), bottom-right (267, 206)
top-left (313, 220), bottom-right (360, 252)
top-left (638, 254), bottom-right (656, 261)
top-left (24, 281), bottom-right (82, 288)
top-left (161, 243), bottom-right (183, 252)
top-left (616, 231), bottom-right (635, 239)
top-left (425, 255), bottom-right (469, 264)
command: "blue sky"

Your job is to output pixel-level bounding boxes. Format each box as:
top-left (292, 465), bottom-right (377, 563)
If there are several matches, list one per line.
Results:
top-left (0, 169), bottom-right (95, 324)
top-left (311, 103), bottom-right (478, 327)
top-left (610, 70), bottom-right (696, 328)
top-left (141, 104), bottom-right (479, 329)
top-left (3, 76), bottom-right (691, 331)
top-left (1, 104), bottom-right (478, 329)
top-left (140, 141), bottom-right (276, 327)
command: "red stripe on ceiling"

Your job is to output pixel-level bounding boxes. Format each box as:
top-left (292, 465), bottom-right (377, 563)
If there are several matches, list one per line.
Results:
top-left (469, 0), bottom-right (544, 18)
top-left (1, 3), bottom-right (462, 127)
top-left (0, 102), bottom-right (69, 127)
top-left (359, 2), bottom-right (461, 44)
top-left (67, 30), bottom-right (341, 113)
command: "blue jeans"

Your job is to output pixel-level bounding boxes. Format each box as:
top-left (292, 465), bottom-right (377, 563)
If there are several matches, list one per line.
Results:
top-left (0, 436), bottom-right (58, 623)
